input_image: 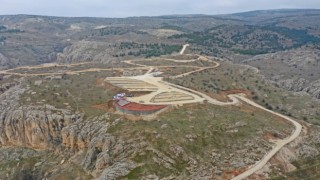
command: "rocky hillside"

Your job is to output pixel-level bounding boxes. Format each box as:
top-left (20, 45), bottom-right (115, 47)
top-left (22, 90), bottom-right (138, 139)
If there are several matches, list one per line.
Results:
top-left (242, 46), bottom-right (320, 99)
top-left (0, 9), bottom-right (320, 179)
top-left (0, 9), bottom-right (319, 68)
top-left (0, 83), bottom-right (140, 179)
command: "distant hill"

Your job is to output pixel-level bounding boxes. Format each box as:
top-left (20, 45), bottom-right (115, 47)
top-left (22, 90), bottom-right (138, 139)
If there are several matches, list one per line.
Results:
top-left (0, 9), bottom-right (319, 67)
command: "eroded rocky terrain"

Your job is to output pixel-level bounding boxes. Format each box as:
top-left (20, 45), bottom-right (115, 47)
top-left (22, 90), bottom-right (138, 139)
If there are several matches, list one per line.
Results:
top-left (243, 46), bottom-right (320, 99)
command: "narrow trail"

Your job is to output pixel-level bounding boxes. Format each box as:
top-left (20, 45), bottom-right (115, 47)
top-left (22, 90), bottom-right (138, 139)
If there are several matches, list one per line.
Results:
top-left (180, 44), bottom-right (189, 55)
top-left (170, 61), bottom-right (219, 79)
top-left (125, 53), bottom-right (220, 79)
top-left (7, 62), bottom-right (92, 71)
top-left (0, 61), bottom-right (207, 77)
top-left (1, 44), bottom-right (302, 180)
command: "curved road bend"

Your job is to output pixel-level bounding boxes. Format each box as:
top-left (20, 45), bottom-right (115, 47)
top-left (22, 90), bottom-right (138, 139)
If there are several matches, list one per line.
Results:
top-left (170, 61), bottom-right (220, 79)
top-left (230, 95), bottom-right (302, 180)
top-left (164, 81), bottom-right (240, 106)
top-left (164, 82), bottom-right (302, 180)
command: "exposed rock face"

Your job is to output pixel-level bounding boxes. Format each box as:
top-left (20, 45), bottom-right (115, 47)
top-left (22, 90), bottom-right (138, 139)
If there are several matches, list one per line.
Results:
top-left (273, 78), bottom-right (320, 99)
top-left (295, 127), bottom-right (320, 158)
top-left (57, 41), bottom-right (115, 64)
top-left (190, 166), bottom-right (214, 180)
top-left (64, 115), bottom-right (148, 178)
top-left (0, 84), bottom-right (276, 179)
top-left (276, 77), bottom-right (308, 92)
top-left (305, 80), bottom-right (320, 99)
top-left (0, 85), bottom-right (82, 149)
top-left (0, 106), bottom-right (79, 149)
top-left (242, 47), bottom-right (320, 99)
top-left (99, 161), bottom-right (139, 180)
top-left (0, 85), bottom-right (141, 179)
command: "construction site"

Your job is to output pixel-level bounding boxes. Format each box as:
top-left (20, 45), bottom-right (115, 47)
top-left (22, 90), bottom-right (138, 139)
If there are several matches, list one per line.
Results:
top-left (105, 53), bottom-right (212, 116)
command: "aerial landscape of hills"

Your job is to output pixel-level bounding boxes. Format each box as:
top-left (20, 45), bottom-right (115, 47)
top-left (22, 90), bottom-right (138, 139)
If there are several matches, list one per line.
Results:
top-left (0, 9), bottom-right (320, 179)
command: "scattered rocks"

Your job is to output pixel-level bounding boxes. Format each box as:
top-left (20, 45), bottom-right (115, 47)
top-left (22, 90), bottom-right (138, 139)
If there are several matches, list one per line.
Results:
top-left (169, 145), bottom-right (185, 157)
top-left (147, 147), bottom-right (175, 170)
top-left (34, 162), bottom-right (43, 167)
top-left (226, 129), bottom-right (239, 133)
top-left (99, 161), bottom-right (139, 180)
top-left (305, 80), bottom-right (320, 99)
top-left (142, 174), bottom-right (159, 180)
top-left (160, 124), bottom-right (168, 129)
top-left (185, 134), bottom-right (197, 142)
top-left (34, 80), bottom-right (42, 86)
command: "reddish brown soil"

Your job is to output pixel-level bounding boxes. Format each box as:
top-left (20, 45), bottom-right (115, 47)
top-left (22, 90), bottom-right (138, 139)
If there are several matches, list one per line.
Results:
top-left (220, 168), bottom-right (247, 180)
top-left (263, 131), bottom-right (280, 141)
top-left (207, 92), bottom-right (230, 102)
top-left (92, 100), bottom-right (116, 112)
top-left (222, 89), bottom-right (252, 97)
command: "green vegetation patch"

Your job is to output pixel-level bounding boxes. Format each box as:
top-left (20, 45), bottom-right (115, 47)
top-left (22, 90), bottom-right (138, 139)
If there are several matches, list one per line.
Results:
top-left (116, 42), bottom-right (181, 58)
top-left (169, 25), bottom-right (320, 55)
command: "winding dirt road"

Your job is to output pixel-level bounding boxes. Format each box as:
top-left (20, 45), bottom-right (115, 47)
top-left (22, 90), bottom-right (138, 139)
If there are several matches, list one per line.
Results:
top-left (0, 44), bottom-right (302, 180)
top-left (122, 48), bottom-right (302, 179)
top-left (231, 95), bottom-right (302, 180)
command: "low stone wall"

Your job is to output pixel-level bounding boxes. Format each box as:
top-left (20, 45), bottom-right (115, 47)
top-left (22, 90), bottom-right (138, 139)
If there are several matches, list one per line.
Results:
top-left (115, 104), bottom-right (165, 116)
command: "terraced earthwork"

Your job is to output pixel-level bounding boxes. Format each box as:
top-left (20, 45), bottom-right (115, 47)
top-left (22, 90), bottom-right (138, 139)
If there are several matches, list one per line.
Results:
top-left (151, 91), bottom-right (194, 103)
top-left (105, 77), bottom-right (158, 92)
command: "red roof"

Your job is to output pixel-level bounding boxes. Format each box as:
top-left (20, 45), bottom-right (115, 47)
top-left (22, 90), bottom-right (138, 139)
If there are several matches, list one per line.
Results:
top-left (116, 101), bottom-right (166, 112)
